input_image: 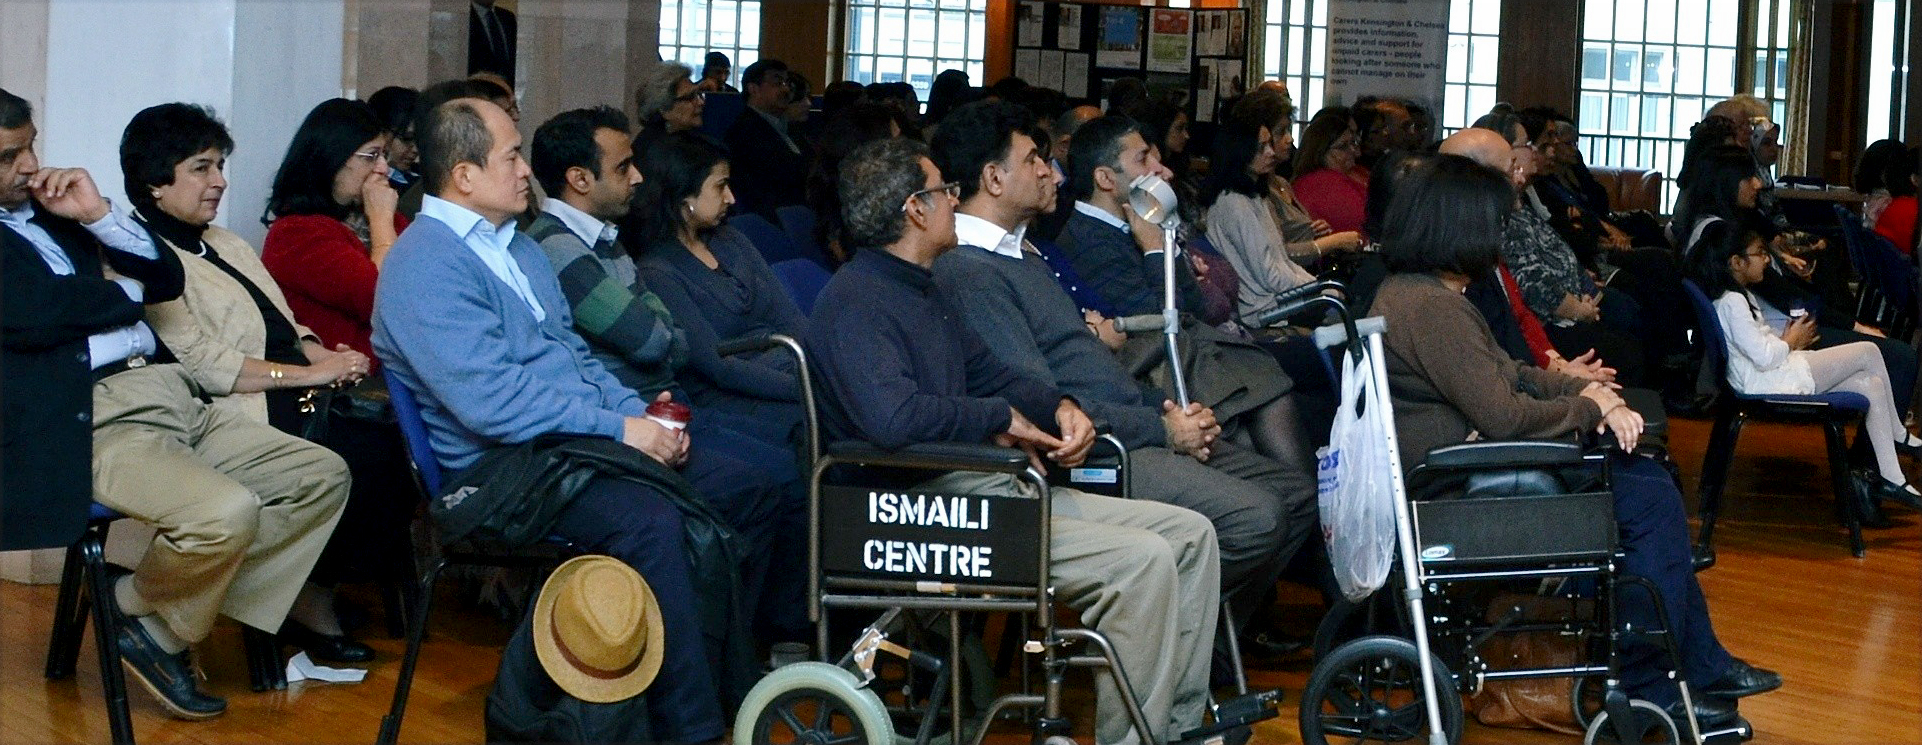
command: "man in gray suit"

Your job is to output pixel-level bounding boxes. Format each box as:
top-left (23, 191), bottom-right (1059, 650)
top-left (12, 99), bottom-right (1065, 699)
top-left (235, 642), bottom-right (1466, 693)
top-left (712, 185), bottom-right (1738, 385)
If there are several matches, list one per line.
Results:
top-left (927, 100), bottom-right (1318, 645)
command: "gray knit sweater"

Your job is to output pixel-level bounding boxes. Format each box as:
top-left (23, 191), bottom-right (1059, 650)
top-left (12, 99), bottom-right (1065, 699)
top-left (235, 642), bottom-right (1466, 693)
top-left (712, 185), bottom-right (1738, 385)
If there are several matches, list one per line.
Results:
top-left (931, 243), bottom-right (1169, 449)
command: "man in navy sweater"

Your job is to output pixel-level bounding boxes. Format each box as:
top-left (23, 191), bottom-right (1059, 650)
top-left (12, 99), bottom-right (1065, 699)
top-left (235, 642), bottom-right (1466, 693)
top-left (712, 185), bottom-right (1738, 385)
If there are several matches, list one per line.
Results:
top-left (373, 98), bottom-right (729, 741)
top-left (808, 136), bottom-right (1220, 745)
top-left (928, 103), bottom-right (1316, 652)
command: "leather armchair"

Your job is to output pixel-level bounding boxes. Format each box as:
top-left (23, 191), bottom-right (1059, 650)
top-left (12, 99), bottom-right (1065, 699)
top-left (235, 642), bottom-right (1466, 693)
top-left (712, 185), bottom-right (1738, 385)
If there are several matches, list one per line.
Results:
top-left (1588, 166), bottom-right (1665, 214)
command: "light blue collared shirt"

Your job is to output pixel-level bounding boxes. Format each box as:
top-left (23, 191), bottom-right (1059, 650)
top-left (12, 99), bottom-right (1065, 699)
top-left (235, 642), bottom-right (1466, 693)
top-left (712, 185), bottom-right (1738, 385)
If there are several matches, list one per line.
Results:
top-left (0, 199), bottom-right (159, 369)
top-left (540, 197), bottom-right (618, 248)
top-left (418, 195), bottom-right (546, 322)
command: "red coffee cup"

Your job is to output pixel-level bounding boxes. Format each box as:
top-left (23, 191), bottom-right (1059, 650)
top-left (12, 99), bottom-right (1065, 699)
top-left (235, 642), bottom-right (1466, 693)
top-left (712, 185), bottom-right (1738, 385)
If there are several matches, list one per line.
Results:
top-left (645, 400), bottom-right (692, 432)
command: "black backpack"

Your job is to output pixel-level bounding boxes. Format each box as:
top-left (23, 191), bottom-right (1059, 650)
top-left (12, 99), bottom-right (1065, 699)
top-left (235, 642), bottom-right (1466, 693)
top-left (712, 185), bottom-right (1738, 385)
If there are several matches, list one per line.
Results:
top-left (484, 606), bottom-right (655, 744)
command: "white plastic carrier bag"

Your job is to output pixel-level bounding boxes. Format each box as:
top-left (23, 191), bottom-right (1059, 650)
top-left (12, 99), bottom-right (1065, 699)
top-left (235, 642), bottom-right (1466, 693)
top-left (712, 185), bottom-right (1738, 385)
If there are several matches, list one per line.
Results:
top-left (1315, 342), bottom-right (1397, 603)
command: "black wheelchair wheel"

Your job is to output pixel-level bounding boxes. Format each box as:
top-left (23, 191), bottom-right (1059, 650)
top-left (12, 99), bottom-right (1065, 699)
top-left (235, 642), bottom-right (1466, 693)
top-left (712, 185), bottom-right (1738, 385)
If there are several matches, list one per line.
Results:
top-left (735, 663), bottom-right (893, 745)
top-left (1583, 699), bottom-right (1680, 745)
top-left (1312, 591), bottom-right (1406, 661)
top-left (1299, 635), bottom-right (1464, 745)
top-left (1571, 674), bottom-right (1607, 731)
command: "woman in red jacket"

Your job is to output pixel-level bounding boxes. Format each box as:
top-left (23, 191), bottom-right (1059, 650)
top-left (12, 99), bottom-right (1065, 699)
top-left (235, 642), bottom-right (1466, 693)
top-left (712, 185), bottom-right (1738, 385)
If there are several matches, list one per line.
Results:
top-left (262, 98), bottom-right (406, 366)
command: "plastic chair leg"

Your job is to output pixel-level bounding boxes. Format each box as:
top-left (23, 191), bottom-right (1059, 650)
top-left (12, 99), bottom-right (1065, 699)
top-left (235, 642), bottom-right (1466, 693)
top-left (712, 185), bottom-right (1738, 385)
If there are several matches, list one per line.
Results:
top-left (80, 533), bottom-right (137, 745)
top-left (376, 558), bottom-right (447, 745)
top-left (46, 540), bottom-right (89, 680)
top-left (1824, 419), bottom-right (1867, 558)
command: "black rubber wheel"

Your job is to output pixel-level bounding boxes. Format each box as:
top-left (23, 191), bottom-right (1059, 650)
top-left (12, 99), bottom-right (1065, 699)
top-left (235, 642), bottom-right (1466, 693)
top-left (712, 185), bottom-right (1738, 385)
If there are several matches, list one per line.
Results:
top-left (1583, 699), bottom-right (1680, 745)
top-left (1571, 674), bottom-right (1607, 731)
top-left (1299, 635), bottom-right (1464, 745)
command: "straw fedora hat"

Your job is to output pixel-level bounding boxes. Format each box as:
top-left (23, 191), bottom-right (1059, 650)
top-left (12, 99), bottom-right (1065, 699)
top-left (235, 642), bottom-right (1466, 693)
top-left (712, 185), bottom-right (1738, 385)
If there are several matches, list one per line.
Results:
top-left (532, 555), bottom-right (665, 703)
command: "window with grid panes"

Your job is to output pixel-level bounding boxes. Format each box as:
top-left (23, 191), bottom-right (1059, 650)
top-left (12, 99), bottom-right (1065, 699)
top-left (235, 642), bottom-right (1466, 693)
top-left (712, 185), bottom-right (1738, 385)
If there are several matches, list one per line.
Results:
top-left (659, 0), bottom-right (763, 88)
top-left (1576, 0), bottom-right (1796, 212)
top-left (1261, 0), bottom-right (1501, 135)
top-left (843, 0), bottom-right (988, 109)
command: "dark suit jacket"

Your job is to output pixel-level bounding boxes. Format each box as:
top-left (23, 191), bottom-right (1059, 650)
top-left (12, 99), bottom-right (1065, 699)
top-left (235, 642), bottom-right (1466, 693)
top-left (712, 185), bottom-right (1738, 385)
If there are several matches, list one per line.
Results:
top-left (468, 4), bottom-right (517, 79)
top-left (1, 206), bottom-right (183, 549)
top-left (723, 107), bottom-right (808, 219)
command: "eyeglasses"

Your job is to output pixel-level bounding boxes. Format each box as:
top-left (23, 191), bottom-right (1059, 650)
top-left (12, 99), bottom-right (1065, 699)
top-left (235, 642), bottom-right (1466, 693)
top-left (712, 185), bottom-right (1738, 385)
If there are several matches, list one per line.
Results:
top-left (675, 90), bottom-right (707, 104)
top-left (352, 148), bottom-right (388, 162)
top-left (902, 181), bottom-right (961, 212)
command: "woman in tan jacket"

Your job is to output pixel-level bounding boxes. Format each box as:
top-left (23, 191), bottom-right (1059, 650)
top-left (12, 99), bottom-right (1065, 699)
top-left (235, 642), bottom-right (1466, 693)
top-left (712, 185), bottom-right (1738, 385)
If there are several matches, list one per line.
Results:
top-left (127, 103), bottom-right (384, 663)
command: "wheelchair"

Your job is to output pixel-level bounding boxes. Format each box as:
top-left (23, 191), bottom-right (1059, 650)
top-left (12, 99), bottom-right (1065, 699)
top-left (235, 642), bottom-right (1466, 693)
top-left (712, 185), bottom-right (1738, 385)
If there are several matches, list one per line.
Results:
top-left (1284, 300), bottom-right (1757, 745)
top-left (727, 335), bottom-right (1282, 745)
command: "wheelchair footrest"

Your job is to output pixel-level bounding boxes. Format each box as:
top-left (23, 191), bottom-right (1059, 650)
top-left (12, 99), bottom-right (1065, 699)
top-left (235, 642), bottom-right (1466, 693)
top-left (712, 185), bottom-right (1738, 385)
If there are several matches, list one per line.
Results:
top-left (1178, 689), bottom-right (1281, 745)
top-left (1702, 719), bottom-right (1756, 744)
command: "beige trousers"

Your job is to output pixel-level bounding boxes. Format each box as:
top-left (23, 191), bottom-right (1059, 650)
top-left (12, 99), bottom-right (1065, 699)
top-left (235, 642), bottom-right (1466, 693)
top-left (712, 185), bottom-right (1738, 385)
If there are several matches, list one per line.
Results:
top-left (90, 365), bottom-right (349, 642)
top-left (918, 472), bottom-right (1220, 745)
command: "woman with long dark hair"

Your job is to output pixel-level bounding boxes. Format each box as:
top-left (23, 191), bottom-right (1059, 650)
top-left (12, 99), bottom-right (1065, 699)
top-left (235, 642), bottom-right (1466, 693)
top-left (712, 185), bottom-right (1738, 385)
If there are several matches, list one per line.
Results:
top-left (262, 99), bottom-right (405, 363)
top-left (1200, 119), bottom-right (1317, 327)
top-left (1369, 154), bottom-right (1778, 732)
top-left (633, 133), bottom-right (806, 432)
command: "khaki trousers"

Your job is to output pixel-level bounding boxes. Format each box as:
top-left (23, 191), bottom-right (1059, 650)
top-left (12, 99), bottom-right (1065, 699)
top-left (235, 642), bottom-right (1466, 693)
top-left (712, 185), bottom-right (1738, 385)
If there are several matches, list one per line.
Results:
top-left (90, 365), bottom-right (349, 642)
top-left (918, 472), bottom-right (1220, 745)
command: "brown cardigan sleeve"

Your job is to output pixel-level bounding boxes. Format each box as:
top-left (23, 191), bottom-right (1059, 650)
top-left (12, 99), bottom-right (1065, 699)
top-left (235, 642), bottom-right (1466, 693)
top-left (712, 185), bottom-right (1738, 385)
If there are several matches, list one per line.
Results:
top-left (1392, 284), bottom-right (1604, 441)
top-left (1517, 363), bottom-right (1592, 399)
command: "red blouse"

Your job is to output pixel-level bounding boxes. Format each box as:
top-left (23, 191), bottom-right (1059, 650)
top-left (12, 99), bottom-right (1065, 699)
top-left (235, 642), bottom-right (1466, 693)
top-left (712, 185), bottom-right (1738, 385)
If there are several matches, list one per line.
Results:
top-left (260, 213), bottom-right (407, 368)
top-left (1293, 166), bottom-right (1372, 237)
top-left (1874, 195), bottom-right (1917, 256)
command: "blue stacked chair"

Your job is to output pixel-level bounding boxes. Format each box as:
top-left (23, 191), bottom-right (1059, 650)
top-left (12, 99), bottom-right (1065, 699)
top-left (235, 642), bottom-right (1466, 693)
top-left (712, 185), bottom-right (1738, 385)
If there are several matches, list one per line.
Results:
top-left (729, 212), bottom-right (808, 266)
top-left (1833, 204), bottom-right (1917, 339)
top-left (1680, 279), bottom-right (1874, 558)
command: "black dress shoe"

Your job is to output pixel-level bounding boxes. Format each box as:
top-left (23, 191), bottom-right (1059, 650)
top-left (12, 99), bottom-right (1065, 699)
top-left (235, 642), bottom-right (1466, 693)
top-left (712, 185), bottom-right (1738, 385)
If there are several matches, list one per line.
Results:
top-left (279, 620), bottom-right (374, 664)
top-left (1664, 695), bottom-right (1737, 730)
top-left (1702, 658), bottom-right (1782, 698)
top-left (102, 571), bottom-right (226, 720)
top-left (1878, 477), bottom-right (1922, 511)
top-left (1896, 436), bottom-right (1922, 459)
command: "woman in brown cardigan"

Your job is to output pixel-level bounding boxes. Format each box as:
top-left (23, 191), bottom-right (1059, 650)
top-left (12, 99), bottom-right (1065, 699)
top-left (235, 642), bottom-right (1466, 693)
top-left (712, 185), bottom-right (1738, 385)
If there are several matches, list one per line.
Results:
top-left (1368, 154), bottom-right (1778, 731)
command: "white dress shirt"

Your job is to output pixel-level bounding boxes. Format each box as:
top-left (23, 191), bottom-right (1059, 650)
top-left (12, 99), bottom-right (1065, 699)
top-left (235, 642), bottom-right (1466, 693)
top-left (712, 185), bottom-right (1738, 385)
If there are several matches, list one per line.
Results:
top-left (541, 197), bottom-right (618, 248)
top-left (0, 199), bottom-right (160, 368)
top-left (419, 195), bottom-right (546, 321)
top-left (953, 212), bottom-right (1031, 260)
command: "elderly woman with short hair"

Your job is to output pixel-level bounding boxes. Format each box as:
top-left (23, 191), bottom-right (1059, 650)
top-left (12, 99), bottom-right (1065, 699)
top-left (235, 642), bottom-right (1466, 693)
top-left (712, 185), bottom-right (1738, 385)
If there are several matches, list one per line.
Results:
top-left (635, 61), bottom-right (706, 149)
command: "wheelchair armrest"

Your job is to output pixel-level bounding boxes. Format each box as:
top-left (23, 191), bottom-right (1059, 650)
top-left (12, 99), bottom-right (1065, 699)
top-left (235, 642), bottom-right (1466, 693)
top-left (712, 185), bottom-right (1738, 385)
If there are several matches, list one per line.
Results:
top-left (1416, 440), bottom-right (1587, 472)
top-left (826, 440), bottom-right (1032, 474)
top-left (715, 333), bottom-right (780, 357)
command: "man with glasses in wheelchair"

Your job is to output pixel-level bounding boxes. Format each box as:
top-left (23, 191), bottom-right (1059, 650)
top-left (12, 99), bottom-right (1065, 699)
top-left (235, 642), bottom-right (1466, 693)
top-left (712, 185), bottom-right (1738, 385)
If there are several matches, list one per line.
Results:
top-left (1368, 148), bottom-right (1780, 733)
top-left (808, 135), bottom-right (1221, 745)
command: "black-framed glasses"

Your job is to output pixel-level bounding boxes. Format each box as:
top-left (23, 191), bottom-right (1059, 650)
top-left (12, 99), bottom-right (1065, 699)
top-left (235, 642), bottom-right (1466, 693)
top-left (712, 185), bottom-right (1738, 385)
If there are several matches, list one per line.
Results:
top-left (903, 181), bottom-right (961, 212)
top-left (675, 90), bottom-right (707, 104)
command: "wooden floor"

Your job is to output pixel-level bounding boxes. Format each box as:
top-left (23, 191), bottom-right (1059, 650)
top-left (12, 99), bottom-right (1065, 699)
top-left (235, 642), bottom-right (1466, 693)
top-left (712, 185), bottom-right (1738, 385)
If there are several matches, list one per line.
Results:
top-left (3, 415), bottom-right (1918, 744)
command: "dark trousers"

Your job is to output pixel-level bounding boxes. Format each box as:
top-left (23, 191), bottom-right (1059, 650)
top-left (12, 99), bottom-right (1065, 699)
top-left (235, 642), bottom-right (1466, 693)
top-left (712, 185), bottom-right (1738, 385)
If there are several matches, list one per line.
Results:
top-left (686, 410), bottom-right (810, 642)
top-left (550, 478), bottom-right (726, 743)
top-left (1609, 453), bottom-right (1735, 705)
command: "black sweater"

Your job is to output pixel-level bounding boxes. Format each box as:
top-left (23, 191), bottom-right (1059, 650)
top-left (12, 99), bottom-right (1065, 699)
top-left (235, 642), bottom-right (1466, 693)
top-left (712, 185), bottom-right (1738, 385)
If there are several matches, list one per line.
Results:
top-left (806, 248), bottom-right (1064, 449)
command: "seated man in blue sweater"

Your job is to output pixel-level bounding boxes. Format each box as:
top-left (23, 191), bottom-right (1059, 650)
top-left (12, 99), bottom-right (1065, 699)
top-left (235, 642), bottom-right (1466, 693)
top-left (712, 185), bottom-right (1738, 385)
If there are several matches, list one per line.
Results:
top-left (372, 98), bottom-right (731, 741)
top-left (928, 103), bottom-right (1316, 650)
top-left (809, 136), bottom-right (1220, 745)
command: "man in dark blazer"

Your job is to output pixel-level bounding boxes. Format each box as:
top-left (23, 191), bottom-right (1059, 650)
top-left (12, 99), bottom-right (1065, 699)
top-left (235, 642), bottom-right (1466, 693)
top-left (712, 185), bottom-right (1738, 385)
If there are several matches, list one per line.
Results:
top-left (723, 58), bottom-right (809, 219)
top-left (0, 88), bottom-right (349, 721)
top-left (468, 0), bottom-right (517, 80)
top-left (0, 98), bottom-right (184, 552)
